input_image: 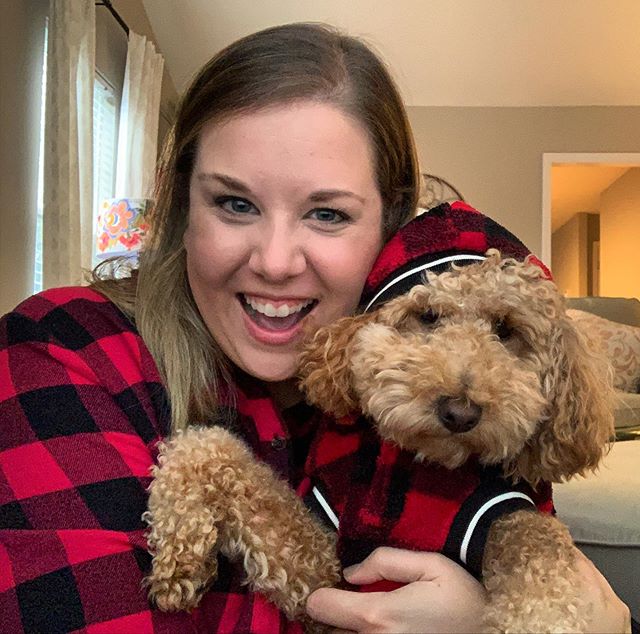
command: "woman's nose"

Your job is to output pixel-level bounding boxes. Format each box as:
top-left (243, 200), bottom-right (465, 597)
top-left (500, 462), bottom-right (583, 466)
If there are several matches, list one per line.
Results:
top-left (247, 223), bottom-right (307, 282)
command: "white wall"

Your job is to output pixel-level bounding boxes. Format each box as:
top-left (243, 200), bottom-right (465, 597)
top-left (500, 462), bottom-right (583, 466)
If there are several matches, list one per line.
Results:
top-left (551, 214), bottom-right (587, 297)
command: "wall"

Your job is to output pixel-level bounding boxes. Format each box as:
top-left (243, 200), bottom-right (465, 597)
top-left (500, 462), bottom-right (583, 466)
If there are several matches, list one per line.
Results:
top-left (550, 212), bottom-right (600, 297)
top-left (599, 168), bottom-right (640, 299)
top-left (407, 106), bottom-right (640, 259)
top-left (551, 214), bottom-right (586, 296)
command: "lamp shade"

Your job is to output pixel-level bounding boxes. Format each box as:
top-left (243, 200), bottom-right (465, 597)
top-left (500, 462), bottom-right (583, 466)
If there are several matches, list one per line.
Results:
top-left (96, 197), bottom-right (151, 261)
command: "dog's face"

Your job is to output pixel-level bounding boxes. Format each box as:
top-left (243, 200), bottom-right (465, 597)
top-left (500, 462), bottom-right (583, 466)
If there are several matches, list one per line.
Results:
top-left (299, 252), bottom-right (614, 485)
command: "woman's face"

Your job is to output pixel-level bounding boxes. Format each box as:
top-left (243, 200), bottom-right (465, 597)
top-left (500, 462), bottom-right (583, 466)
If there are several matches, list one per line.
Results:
top-left (184, 101), bottom-right (384, 382)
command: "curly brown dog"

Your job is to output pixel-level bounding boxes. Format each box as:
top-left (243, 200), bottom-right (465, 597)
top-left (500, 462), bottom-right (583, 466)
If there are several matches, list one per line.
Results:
top-left (144, 251), bottom-right (614, 632)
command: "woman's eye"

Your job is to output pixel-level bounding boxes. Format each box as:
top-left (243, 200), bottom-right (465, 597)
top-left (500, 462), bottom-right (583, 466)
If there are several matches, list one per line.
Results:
top-left (308, 208), bottom-right (349, 224)
top-left (215, 196), bottom-right (256, 215)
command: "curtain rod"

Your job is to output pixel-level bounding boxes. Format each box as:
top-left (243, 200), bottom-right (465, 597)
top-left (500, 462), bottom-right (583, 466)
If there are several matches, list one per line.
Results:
top-left (96, 0), bottom-right (129, 36)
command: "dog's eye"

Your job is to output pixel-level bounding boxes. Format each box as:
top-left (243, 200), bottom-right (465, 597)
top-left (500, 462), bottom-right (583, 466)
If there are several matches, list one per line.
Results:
top-left (494, 319), bottom-right (513, 340)
top-left (420, 310), bottom-right (439, 325)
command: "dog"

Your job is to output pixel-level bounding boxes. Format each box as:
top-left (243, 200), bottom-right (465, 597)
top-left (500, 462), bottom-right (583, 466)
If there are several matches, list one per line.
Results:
top-left (144, 241), bottom-right (614, 631)
top-left (298, 249), bottom-right (614, 632)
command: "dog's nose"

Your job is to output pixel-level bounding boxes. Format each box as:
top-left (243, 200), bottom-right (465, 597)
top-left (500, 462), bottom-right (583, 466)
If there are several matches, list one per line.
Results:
top-left (437, 397), bottom-right (482, 433)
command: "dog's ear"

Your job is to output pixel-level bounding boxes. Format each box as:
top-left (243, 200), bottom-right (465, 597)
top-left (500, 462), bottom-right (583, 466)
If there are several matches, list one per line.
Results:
top-left (298, 312), bottom-right (377, 417)
top-left (510, 316), bottom-right (614, 485)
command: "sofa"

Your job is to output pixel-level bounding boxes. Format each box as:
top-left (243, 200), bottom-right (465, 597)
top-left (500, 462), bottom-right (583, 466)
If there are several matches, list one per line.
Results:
top-left (567, 297), bottom-right (640, 432)
top-left (553, 296), bottom-right (640, 619)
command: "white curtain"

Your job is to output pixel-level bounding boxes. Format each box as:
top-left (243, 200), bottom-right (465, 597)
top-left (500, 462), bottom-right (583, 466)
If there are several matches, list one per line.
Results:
top-left (43, 0), bottom-right (95, 289)
top-left (115, 32), bottom-right (164, 199)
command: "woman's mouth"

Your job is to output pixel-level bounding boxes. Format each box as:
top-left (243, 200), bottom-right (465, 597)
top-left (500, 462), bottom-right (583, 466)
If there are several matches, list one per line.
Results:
top-left (238, 294), bottom-right (318, 336)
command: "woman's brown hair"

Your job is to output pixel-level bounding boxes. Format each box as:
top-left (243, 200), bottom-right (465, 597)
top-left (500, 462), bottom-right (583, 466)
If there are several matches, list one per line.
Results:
top-left (92, 22), bottom-right (421, 431)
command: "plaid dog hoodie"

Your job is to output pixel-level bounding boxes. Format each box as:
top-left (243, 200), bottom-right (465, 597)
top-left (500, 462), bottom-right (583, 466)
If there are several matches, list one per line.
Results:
top-left (302, 202), bottom-right (553, 581)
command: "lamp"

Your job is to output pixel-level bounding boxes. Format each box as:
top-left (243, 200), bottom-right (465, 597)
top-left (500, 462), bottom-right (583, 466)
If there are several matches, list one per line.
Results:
top-left (96, 197), bottom-right (151, 261)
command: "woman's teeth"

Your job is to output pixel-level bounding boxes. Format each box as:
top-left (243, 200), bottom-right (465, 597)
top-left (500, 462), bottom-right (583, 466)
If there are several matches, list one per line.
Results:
top-left (244, 296), bottom-right (314, 318)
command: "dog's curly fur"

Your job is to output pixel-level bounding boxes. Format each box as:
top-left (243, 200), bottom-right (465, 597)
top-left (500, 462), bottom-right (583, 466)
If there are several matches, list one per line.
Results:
top-left (144, 425), bottom-right (340, 627)
top-left (144, 250), bottom-right (615, 633)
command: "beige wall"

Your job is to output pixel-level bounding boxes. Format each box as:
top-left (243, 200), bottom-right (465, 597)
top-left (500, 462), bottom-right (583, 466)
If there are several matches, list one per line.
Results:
top-left (551, 214), bottom-right (587, 297)
top-left (407, 106), bottom-right (640, 260)
top-left (599, 168), bottom-right (640, 299)
top-left (4, 17), bottom-right (640, 316)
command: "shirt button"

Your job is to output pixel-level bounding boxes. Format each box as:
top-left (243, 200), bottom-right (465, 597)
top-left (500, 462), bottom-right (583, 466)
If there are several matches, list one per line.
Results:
top-left (270, 435), bottom-right (287, 450)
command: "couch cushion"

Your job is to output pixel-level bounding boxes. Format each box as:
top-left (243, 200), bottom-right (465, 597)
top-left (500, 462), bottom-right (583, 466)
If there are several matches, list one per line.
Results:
top-left (554, 441), bottom-right (640, 546)
top-left (614, 392), bottom-right (640, 430)
top-left (554, 440), bottom-right (640, 619)
top-left (566, 296), bottom-right (640, 328)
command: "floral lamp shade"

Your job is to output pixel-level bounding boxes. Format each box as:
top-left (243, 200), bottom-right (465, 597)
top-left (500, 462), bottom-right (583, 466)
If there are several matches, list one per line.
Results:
top-left (96, 198), bottom-right (151, 261)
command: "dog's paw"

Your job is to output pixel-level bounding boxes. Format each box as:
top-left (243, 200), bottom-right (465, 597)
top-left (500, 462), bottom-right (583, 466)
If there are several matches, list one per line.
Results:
top-left (145, 570), bottom-right (211, 612)
top-left (144, 547), bottom-right (219, 612)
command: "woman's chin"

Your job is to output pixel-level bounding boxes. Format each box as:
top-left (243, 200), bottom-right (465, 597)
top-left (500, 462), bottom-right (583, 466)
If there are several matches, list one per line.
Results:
top-left (239, 356), bottom-right (298, 384)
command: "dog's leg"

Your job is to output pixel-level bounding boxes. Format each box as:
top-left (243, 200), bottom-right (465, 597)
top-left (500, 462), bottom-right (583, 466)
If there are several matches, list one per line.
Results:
top-left (144, 428), bottom-right (225, 611)
top-left (144, 426), bottom-right (340, 622)
top-left (210, 441), bottom-right (341, 623)
top-left (481, 510), bottom-right (587, 633)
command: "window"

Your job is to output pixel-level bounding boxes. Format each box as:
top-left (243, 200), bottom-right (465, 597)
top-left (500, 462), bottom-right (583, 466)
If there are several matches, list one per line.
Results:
top-left (34, 66), bottom-right (118, 291)
top-left (92, 73), bottom-right (118, 265)
top-left (34, 21), bottom-right (48, 293)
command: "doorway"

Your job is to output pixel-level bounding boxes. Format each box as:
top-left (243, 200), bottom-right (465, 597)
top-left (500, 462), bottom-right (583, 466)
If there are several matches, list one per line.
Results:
top-left (542, 153), bottom-right (640, 300)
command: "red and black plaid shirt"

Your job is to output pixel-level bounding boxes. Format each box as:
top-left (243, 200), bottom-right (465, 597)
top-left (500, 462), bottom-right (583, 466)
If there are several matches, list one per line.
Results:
top-left (0, 287), bottom-right (316, 634)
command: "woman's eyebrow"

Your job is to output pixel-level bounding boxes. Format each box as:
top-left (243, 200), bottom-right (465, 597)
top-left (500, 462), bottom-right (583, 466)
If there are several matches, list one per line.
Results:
top-left (196, 172), bottom-right (252, 194)
top-left (308, 189), bottom-right (366, 204)
top-left (196, 174), bottom-right (366, 204)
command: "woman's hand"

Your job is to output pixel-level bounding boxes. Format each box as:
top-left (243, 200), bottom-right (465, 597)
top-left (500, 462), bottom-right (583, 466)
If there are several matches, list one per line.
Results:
top-left (305, 547), bottom-right (487, 633)
top-left (573, 549), bottom-right (631, 634)
top-left (305, 546), bottom-right (632, 634)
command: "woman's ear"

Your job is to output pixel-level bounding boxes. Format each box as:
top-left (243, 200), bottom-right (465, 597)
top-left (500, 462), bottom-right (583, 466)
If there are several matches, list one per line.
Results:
top-left (510, 316), bottom-right (615, 485)
top-left (298, 312), bottom-right (377, 418)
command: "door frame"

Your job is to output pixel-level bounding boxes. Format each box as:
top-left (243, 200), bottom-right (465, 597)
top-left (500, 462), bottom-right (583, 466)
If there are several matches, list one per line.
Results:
top-left (541, 152), bottom-right (640, 265)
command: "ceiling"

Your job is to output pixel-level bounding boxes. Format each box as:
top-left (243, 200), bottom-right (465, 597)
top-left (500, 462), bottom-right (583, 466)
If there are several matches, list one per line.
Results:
top-left (551, 164), bottom-right (634, 231)
top-left (141, 0), bottom-right (640, 107)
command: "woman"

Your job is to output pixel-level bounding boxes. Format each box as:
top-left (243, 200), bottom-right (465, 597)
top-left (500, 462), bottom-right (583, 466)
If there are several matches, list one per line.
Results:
top-left (0, 23), bottom-right (630, 633)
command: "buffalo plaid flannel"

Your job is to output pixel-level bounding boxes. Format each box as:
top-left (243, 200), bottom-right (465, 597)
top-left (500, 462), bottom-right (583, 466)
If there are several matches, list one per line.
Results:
top-left (0, 286), bottom-right (313, 634)
top-left (303, 415), bottom-right (553, 581)
top-left (360, 201), bottom-right (552, 312)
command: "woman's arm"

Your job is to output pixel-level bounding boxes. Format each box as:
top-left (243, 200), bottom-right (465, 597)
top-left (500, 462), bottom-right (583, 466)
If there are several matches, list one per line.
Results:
top-left (0, 290), bottom-right (170, 633)
top-left (306, 547), bottom-right (631, 634)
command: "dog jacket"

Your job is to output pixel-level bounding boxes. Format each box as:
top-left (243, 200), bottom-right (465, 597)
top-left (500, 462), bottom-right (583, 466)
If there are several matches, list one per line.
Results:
top-left (301, 201), bottom-right (553, 579)
top-left (303, 413), bottom-right (553, 579)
